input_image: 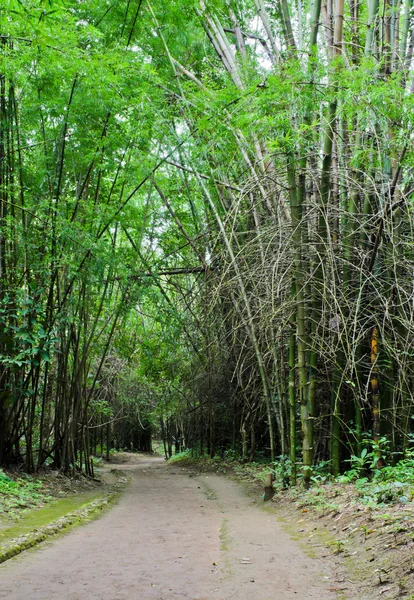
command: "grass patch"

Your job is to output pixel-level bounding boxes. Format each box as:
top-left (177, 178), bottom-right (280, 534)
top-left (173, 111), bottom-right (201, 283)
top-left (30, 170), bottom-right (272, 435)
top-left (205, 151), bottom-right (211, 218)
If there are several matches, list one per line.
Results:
top-left (219, 518), bottom-right (230, 551)
top-left (0, 489), bottom-right (105, 544)
top-left (0, 490), bottom-right (122, 564)
top-left (0, 470), bottom-right (130, 564)
top-left (167, 450), bottom-right (193, 464)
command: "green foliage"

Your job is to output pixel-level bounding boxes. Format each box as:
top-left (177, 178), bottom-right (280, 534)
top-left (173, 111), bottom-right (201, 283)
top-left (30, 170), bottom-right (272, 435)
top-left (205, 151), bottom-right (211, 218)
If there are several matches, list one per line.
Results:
top-left (270, 456), bottom-right (293, 488)
top-left (2, 0), bottom-right (414, 492)
top-left (340, 448), bottom-right (374, 481)
top-left (338, 450), bottom-right (414, 505)
top-left (167, 450), bottom-right (192, 464)
top-left (0, 472), bottom-right (52, 519)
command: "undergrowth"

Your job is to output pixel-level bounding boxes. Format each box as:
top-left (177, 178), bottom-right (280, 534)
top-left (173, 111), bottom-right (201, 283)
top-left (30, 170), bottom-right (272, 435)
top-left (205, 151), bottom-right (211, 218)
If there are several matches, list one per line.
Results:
top-left (0, 469), bottom-right (53, 520)
top-left (168, 448), bottom-right (414, 510)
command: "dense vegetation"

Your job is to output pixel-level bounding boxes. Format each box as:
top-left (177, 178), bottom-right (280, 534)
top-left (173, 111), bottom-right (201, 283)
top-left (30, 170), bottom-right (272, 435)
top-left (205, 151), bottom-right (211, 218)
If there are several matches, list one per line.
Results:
top-left (1, 0), bottom-right (414, 486)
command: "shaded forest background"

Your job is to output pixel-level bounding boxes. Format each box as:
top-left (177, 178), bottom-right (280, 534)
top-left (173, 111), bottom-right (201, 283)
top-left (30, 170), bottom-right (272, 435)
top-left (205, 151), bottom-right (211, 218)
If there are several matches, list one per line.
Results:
top-left (1, 0), bottom-right (414, 485)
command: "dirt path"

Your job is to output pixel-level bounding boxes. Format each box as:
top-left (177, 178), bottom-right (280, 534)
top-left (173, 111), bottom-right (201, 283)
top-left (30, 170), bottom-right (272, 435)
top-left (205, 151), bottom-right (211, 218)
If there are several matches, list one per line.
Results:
top-left (0, 456), bottom-right (341, 600)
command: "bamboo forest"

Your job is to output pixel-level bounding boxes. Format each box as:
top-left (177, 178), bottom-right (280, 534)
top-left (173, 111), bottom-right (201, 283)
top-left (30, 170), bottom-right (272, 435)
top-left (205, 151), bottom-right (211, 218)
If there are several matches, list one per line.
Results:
top-left (2, 0), bottom-right (414, 490)
top-left (3, 1), bottom-right (414, 598)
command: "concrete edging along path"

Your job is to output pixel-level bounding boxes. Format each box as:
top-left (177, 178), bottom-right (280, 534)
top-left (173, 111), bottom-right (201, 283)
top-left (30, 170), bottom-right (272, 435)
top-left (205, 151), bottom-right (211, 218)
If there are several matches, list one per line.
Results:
top-left (0, 480), bottom-right (126, 564)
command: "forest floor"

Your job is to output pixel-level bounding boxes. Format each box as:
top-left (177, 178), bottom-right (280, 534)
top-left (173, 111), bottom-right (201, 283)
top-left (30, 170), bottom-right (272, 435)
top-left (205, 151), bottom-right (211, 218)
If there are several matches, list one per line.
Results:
top-left (275, 483), bottom-right (414, 600)
top-left (0, 452), bottom-right (358, 600)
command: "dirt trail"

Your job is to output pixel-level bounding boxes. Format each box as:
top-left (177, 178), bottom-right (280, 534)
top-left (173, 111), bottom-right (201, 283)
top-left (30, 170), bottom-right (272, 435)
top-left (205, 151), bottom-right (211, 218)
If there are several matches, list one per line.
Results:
top-left (0, 456), bottom-right (341, 600)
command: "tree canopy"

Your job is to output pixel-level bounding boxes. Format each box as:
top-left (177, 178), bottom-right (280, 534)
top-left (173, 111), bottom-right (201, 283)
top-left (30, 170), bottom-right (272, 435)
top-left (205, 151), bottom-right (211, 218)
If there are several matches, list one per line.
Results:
top-left (1, 0), bottom-right (414, 483)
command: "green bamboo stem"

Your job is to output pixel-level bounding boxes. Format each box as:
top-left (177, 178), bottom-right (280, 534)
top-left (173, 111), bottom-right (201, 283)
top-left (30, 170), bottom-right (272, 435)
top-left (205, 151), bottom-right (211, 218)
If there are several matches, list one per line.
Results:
top-left (365, 0), bottom-right (380, 56)
top-left (289, 280), bottom-right (297, 486)
top-left (287, 153), bottom-right (312, 487)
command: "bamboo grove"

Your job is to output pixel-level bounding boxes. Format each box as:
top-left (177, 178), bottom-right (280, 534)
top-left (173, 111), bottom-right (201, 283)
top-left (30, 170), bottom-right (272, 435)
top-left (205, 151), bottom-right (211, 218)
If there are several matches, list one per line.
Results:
top-left (1, 0), bottom-right (414, 484)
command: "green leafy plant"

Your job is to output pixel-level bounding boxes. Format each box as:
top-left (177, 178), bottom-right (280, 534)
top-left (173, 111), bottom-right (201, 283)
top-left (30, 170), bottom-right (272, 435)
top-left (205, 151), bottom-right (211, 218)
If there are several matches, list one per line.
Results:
top-left (0, 472), bottom-right (53, 519)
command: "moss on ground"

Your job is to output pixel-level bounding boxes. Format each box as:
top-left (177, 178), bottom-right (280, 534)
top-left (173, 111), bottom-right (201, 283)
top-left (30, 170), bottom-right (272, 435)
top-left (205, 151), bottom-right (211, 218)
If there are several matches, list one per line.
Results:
top-left (0, 473), bottom-right (129, 565)
top-left (0, 489), bottom-right (105, 544)
top-left (219, 517), bottom-right (230, 551)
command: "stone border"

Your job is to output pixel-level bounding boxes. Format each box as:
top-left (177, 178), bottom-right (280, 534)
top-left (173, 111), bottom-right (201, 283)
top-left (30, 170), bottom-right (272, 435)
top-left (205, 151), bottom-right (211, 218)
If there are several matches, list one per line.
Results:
top-left (0, 487), bottom-right (122, 564)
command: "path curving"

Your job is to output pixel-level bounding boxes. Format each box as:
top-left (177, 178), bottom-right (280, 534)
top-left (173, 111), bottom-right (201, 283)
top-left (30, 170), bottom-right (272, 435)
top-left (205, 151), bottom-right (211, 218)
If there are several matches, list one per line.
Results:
top-left (0, 456), bottom-right (339, 599)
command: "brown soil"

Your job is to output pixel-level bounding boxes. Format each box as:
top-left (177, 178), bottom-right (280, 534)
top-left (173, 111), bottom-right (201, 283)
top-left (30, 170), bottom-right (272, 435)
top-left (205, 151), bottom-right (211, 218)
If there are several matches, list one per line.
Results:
top-left (0, 455), bottom-right (346, 600)
top-left (275, 484), bottom-right (414, 600)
